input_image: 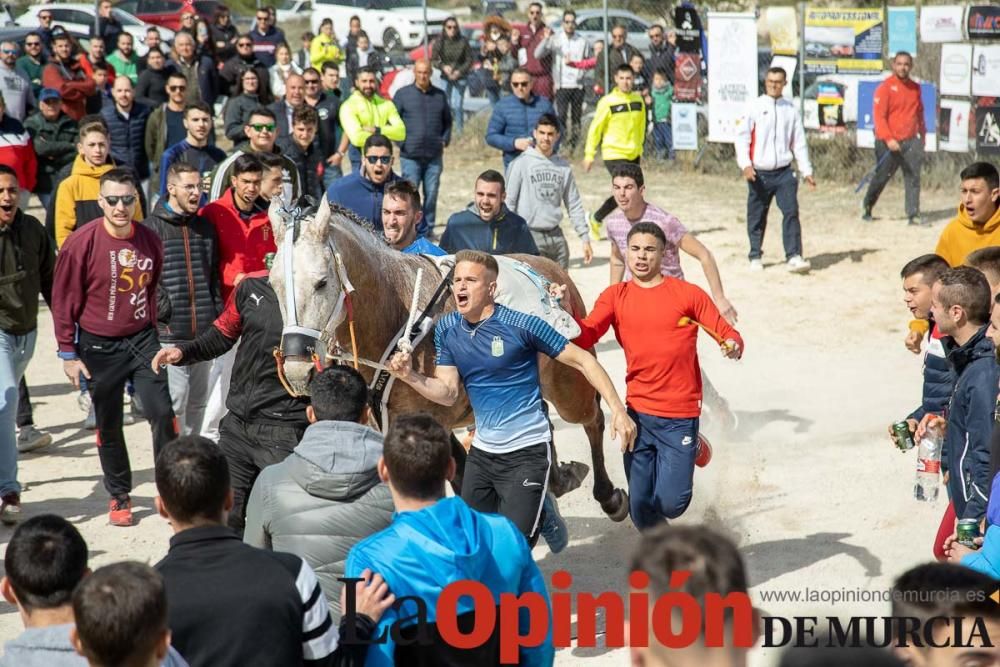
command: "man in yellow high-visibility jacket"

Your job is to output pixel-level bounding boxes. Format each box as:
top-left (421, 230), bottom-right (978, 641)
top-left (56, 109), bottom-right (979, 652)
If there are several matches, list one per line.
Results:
top-left (583, 64), bottom-right (646, 240)
top-left (338, 65), bottom-right (405, 173)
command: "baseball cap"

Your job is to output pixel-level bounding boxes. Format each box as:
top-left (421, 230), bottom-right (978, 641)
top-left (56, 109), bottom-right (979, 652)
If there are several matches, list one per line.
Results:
top-left (39, 88), bottom-right (61, 102)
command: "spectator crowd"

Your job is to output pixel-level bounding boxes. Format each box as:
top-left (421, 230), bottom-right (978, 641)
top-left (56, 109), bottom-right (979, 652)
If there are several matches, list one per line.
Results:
top-left (0, 2), bottom-right (995, 667)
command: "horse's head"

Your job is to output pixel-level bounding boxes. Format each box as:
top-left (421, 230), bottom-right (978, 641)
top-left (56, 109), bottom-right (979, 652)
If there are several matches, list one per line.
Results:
top-left (268, 196), bottom-right (345, 396)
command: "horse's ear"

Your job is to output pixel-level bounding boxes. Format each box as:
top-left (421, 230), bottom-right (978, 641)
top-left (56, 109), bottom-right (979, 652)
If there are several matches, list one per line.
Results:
top-left (267, 197), bottom-right (285, 246)
top-left (302, 197), bottom-right (332, 243)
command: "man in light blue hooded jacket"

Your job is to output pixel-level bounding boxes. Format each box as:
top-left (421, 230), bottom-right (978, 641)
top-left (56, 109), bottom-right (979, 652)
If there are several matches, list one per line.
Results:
top-left (344, 413), bottom-right (554, 666)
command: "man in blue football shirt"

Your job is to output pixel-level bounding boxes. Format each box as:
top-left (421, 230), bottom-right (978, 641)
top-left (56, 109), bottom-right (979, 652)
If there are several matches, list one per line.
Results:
top-left (388, 249), bottom-right (635, 545)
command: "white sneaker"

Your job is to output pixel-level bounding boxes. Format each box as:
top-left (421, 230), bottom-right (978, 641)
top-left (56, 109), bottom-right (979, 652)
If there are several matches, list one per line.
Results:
top-left (787, 255), bottom-right (811, 274)
top-left (749, 259), bottom-right (764, 271)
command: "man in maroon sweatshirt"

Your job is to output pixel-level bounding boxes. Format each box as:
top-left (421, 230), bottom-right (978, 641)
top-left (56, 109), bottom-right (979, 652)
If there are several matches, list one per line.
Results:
top-left (52, 168), bottom-right (176, 528)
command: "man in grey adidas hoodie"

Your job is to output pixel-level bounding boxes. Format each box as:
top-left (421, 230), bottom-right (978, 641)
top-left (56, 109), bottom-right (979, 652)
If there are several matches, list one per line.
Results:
top-left (505, 112), bottom-right (592, 269)
top-left (243, 365), bottom-right (393, 620)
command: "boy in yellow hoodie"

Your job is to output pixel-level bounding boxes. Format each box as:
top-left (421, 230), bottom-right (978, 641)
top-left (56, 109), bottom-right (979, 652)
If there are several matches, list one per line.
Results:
top-left (935, 162), bottom-right (1000, 267)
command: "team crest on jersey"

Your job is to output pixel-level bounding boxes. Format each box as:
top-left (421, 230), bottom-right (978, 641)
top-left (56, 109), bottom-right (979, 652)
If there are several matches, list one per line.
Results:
top-left (118, 248), bottom-right (137, 268)
top-left (491, 336), bottom-right (504, 357)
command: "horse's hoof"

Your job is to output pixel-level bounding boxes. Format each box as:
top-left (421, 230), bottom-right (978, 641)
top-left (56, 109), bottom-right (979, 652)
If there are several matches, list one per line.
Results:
top-left (553, 460), bottom-right (590, 497)
top-left (602, 488), bottom-right (630, 522)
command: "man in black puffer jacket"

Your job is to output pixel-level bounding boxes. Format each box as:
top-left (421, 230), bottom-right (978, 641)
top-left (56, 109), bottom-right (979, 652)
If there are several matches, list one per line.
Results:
top-left (143, 161), bottom-right (222, 436)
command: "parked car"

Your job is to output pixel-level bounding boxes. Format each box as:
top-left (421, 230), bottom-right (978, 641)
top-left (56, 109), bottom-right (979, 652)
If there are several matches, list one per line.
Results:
top-left (114, 0), bottom-right (222, 32)
top-left (16, 3), bottom-right (175, 54)
top-left (551, 9), bottom-right (652, 53)
top-left (311, 0), bottom-right (450, 51)
top-left (274, 0), bottom-right (311, 24)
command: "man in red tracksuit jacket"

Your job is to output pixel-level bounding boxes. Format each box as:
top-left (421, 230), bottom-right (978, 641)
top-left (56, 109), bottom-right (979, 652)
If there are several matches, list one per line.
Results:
top-left (862, 51), bottom-right (925, 226)
top-left (572, 222), bottom-right (744, 530)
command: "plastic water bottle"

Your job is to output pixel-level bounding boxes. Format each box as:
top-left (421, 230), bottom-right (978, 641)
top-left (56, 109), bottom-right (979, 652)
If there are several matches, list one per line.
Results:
top-left (914, 427), bottom-right (943, 502)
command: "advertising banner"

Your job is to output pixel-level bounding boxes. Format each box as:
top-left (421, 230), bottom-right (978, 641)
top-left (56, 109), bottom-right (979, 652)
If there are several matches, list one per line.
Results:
top-left (706, 13), bottom-right (758, 143)
top-left (968, 5), bottom-right (1000, 40)
top-left (888, 7), bottom-right (917, 56)
top-left (671, 103), bottom-right (699, 151)
top-left (674, 6), bottom-right (703, 54)
top-left (939, 99), bottom-right (971, 152)
top-left (972, 45), bottom-right (1000, 96)
top-left (939, 43), bottom-right (973, 96)
top-left (857, 81), bottom-right (937, 150)
top-left (978, 105), bottom-right (1000, 154)
top-left (919, 5), bottom-right (966, 42)
top-left (804, 8), bottom-right (884, 75)
top-left (673, 53), bottom-right (702, 102)
top-left (766, 7), bottom-right (798, 56)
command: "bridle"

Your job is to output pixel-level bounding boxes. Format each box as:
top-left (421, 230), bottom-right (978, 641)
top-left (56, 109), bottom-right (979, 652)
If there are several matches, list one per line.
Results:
top-left (271, 198), bottom-right (359, 397)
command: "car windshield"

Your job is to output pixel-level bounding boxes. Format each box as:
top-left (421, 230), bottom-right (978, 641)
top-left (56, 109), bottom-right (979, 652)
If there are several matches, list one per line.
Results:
top-left (273, 0), bottom-right (299, 8)
top-left (111, 8), bottom-right (143, 25)
top-left (366, 0), bottom-right (422, 9)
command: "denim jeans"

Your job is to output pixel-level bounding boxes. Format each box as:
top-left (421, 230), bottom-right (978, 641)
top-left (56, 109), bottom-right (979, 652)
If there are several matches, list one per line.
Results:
top-left (0, 329), bottom-right (37, 496)
top-left (624, 410), bottom-right (699, 530)
top-left (347, 144), bottom-right (363, 174)
top-left (400, 156), bottom-right (442, 235)
top-left (745, 166), bottom-right (803, 260)
top-left (161, 344), bottom-right (213, 436)
top-left (445, 79), bottom-right (466, 134)
top-left (322, 160), bottom-right (343, 193)
top-left (652, 122), bottom-right (675, 160)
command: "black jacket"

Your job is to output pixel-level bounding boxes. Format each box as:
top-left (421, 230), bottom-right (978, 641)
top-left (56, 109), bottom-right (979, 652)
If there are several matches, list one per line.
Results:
top-left (942, 325), bottom-right (999, 521)
top-left (278, 137), bottom-right (324, 200)
top-left (156, 524), bottom-right (374, 667)
top-left (220, 54), bottom-right (270, 99)
top-left (0, 210), bottom-right (54, 335)
top-left (135, 65), bottom-right (175, 108)
top-left (177, 274), bottom-right (309, 424)
top-left (311, 92), bottom-right (341, 157)
top-left (24, 111), bottom-right (77, 194)
top-left (143, 201), bottom-right (223, 343)
top-left (101, 102), bottom-right (152, 179)
top-left (393, 83), bottom-right (452, 162)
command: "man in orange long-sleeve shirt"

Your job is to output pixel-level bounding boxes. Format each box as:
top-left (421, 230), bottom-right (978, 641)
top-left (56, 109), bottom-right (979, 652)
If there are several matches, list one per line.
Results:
top-left (862, 51), bottom-right (926, 226)
top-left (572, 222), bottom-right (744, 529)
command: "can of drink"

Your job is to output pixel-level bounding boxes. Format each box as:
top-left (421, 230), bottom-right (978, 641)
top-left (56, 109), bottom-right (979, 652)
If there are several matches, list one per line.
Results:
top-left (892, 421), bottom-right (915, 451)
top-left (264, 252), bottom-right (276, 270)
top-left (957, 519), bottom-right (981, 548)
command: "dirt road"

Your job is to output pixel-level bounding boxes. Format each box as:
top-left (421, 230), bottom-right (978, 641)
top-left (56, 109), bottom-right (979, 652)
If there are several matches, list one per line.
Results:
top-left (0, 153), bottom-right (959, 665)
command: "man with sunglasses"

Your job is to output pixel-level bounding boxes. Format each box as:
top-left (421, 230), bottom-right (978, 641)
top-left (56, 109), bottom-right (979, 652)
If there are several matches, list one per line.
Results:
top-left (208, 107), bottom-right (300, 203)
top-left (249, 9), bottom-right (282, 68)
top-left (647, 25), bottom-right (675, 86)
top-left (326, 134), bottom-right (406, 234)
top-left (52, 168), bottom-right (177, 528)
top-left (339, 66), bottom-right (405, 173)
top-left (431, 19), bottom-right (473, 135)
top-left (302, 67), bottom-right (343, 191)
top-left (0, 165), bottom-right (55, 522)
top-left (519, 2), bottom-right (554, 99)
top-left (41, 33), bottom-right (95, 122)
top-left (220, 35), bottom-right (269, 98)
top-left (15, 34), bottom-right (46, 99)
top-left (0, 42), bottom-right (34, 123)
top-left (34, 11), bottom-right (55, 51)
top-left (145, 72), bottom-right (191, 192)
top-left (533, 10), bottom-right (590, 152)
top-left (485, 67), bottom-right (555, 168)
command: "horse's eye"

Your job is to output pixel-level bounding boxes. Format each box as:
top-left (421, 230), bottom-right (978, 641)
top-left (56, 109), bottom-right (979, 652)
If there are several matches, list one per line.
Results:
top-left (315, 278), bottom-right (328, 290)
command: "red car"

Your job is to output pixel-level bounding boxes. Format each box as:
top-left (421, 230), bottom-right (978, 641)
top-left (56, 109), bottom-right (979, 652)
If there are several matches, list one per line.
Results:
top-left (115, 0), bottom-right (221, 31)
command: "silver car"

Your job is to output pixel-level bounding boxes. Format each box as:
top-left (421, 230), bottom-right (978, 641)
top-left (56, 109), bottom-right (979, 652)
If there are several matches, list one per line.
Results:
top-left (551, 9), bottom-right (652, 53)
